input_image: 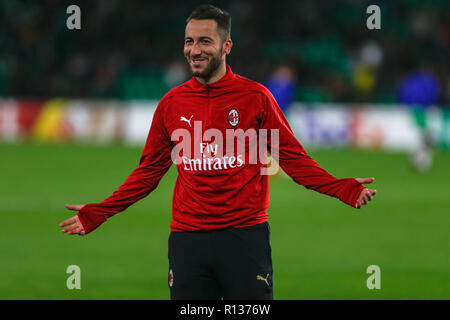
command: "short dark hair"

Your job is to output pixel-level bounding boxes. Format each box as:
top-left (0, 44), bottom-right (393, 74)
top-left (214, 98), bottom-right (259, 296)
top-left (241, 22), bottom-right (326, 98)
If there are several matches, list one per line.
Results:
top-left (186, 4), bottom-right (231, 42)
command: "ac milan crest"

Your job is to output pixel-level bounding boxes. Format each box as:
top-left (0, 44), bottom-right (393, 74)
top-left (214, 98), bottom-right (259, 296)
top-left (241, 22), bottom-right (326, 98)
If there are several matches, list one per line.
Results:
top-left (228, 108), bottom-right (239, 127)
top-left (168, 269), bottom-right (174, 288)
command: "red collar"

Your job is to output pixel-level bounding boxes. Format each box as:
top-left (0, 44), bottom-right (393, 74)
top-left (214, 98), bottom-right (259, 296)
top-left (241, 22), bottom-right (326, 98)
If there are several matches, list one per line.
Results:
top-left (190, 64), bottom-right (235, 90)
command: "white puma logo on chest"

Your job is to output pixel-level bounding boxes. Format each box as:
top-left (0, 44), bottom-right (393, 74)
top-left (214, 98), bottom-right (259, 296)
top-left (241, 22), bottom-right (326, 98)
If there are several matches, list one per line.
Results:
top-left (180, 115), bottom-right (193, 127)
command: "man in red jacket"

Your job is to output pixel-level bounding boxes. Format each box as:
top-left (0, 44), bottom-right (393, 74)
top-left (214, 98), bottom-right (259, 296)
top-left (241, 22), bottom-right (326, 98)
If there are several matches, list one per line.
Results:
top-left (60, 5), bottom-right (376, 299)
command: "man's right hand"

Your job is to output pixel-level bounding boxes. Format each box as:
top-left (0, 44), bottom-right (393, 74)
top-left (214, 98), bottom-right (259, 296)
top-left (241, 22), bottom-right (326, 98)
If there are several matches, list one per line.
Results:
top-left (60, 204), bottom-right (86, 235)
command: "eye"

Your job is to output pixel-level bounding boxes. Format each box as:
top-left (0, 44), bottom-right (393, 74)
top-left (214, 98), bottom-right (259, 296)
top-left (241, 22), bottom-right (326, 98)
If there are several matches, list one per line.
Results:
top-left (185, 39), bottom-right (193, 45)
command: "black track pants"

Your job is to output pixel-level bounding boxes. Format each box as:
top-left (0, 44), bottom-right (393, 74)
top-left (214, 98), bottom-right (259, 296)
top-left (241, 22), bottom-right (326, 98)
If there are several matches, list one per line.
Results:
top-left (168, 222), bottom-right (273, 300)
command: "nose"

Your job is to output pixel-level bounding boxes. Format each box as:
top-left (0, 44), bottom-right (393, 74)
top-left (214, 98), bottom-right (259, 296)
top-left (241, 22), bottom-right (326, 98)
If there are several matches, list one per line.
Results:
top-left (190, 41), bottom-right (202, 56)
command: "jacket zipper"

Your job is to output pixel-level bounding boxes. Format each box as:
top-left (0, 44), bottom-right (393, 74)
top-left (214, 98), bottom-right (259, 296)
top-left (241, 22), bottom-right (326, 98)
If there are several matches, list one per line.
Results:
top-left (205, 85), bottom-right (211, 128)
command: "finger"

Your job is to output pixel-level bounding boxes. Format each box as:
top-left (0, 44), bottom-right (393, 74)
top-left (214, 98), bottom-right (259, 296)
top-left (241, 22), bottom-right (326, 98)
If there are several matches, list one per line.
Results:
top-left (362, 190), bottom-right (376, 205)
top-left (65, 204), bottom-right (84, 211)
top-left (355, 177), bottom-right (375, 185)
top-left (62, 223), bottom-right (81, 234)
top-left (60, 217), bottom-right (77, 227)
top-left (356, 189), bottom-right (367, 208)
top-left (74, 221), bottom-right (85, 235)
top-left (68, 225), bottom-right (83, 235)
top-left (62, 225), bottom-right (76, 233)
top-left (68, 228), bottom-right (84, 235)
top-left (357, 193), bottom-right (371, 208)
top-left (366, 189), bottom-right (376, 200)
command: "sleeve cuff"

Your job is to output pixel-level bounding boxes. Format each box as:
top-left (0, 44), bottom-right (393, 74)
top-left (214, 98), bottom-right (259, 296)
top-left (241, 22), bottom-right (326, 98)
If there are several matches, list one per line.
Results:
top-left (77, 205), bottom-right (108, 234)
top-left (338, 178), bottom-right (366, 208)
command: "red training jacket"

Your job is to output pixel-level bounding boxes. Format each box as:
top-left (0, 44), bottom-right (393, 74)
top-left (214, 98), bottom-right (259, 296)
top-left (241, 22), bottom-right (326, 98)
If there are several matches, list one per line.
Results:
top-left (77, 65), bottom-right (365, 233)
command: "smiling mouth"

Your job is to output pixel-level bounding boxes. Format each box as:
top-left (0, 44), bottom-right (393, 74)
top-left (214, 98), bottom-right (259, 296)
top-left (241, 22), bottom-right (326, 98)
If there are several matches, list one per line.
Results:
top-left (191, 57), bottom-right (207, 66)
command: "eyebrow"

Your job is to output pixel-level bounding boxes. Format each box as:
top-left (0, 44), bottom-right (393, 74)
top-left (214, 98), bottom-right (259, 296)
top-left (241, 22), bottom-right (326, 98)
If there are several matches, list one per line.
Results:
top-left (184, 36), bottom-right (214, 41)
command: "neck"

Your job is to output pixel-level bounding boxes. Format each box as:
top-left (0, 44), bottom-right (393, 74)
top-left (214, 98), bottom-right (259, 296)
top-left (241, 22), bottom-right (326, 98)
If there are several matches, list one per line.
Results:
top-left (196, 61), bottom-right (227, 85)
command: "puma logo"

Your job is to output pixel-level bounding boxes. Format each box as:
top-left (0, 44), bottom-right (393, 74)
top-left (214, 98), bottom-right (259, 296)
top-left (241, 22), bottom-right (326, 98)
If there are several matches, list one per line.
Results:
top-left (180, 115), bottom-right (193, 127)
top-left (256, 274), bottom-right (270, 287)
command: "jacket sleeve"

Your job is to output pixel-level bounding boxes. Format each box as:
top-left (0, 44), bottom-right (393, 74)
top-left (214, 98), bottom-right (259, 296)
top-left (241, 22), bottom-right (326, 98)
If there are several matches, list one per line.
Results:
top-left (259, 90), bottom-right (365, 207)
top-left (77, 101), bottom-right (174, 234)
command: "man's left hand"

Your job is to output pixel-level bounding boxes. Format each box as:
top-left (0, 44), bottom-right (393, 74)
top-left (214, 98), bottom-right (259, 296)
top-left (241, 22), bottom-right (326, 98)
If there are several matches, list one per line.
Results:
top-left (355, 178), bottom-right (377, 209)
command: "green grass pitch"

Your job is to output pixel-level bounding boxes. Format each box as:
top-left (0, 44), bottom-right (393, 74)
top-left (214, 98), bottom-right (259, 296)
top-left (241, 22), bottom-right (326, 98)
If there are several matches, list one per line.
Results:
top-left (1, 142), bottom-right (449, 299)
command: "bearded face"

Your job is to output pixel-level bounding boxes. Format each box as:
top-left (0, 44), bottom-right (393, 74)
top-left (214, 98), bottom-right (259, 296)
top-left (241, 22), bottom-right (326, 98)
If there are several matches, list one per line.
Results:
top-left (188, 45), bottom-right (223, 80)
top-left (184, 19), bottom-right (230, 83)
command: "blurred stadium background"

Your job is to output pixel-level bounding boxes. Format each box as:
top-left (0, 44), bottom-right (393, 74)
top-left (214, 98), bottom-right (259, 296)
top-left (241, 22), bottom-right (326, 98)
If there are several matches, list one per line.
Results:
top-left (0, 0), bottom-right (449, 299)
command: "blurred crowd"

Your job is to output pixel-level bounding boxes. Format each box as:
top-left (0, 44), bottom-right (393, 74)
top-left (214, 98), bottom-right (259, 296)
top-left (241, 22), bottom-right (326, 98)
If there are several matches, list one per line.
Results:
top-left (1, 0), bottom-right (449, 105)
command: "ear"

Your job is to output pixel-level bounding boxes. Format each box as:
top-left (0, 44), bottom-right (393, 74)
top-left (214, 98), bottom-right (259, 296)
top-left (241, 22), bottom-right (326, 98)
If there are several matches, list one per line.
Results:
top-left (223, 39), bottom-right (233, 55)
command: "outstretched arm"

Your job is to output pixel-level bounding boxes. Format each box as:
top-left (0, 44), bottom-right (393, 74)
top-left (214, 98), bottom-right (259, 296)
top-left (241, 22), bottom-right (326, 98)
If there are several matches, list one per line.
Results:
top-left (260, 90), bottom-right (376, 208)
top-left (59, 101), bottom-right (173, 235)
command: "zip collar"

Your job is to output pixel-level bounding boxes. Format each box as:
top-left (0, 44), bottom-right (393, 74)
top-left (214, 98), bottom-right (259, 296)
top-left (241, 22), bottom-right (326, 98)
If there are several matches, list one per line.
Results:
top-left (190, 64), bottom-right (235, 91)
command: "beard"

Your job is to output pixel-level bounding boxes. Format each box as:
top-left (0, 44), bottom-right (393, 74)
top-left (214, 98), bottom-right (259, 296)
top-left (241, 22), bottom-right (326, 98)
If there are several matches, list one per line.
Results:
top-left (187, 47), bottom-right (223, 82)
